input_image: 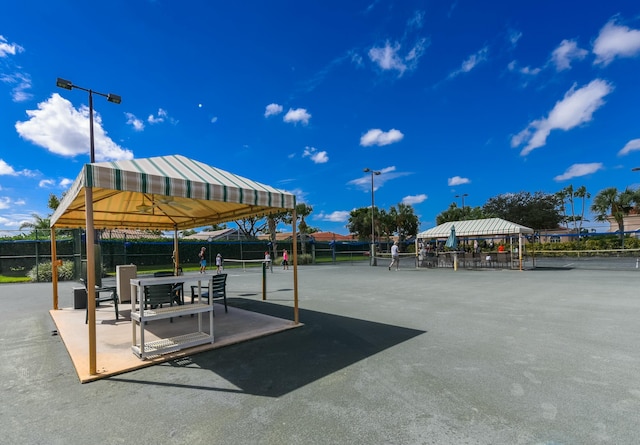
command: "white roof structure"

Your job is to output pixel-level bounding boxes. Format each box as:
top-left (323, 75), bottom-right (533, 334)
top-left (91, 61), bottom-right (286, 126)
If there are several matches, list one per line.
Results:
top-left (417, 218), bottom-right (534, 239)
top-left (51, 154), bottom-right (296, 231)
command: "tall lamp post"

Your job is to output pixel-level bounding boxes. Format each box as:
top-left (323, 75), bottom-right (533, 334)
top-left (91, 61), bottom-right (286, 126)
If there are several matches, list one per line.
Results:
top-left (455, 193), bottom-right (469, 210)
top-left (56, 78), bottom-right (121, 376)
top-left (364, 168), bottom-right (381, 266)
top-left (56, 78), bottom-right (121, 163)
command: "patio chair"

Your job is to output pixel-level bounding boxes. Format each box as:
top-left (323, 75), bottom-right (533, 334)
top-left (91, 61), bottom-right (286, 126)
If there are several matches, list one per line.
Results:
top-left (190, 273), bottom-right (228, 313)
top-left (144, 283), bottom-right (178, 322)
top-left (152, 271), bottom-right (184, 305)
top-left (81, 279), bottom-right (119, 324)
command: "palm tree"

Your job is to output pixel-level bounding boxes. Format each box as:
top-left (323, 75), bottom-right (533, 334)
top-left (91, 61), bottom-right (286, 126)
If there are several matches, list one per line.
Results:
top-left (19, 213), bottom-right (51, 234)
top-left (590, 187), bottom-right (637, 248)
top-left (565, 185), bottom-right (576, 230)
top-left (294, 203), bottom-right (313, 255)
top-left (574, 185), bottom-right (591, 234)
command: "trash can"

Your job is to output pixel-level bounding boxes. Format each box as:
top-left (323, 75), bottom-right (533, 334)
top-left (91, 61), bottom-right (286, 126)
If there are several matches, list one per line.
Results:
top-left (73, 287), bottom-right (87, 309)
top-left (116, 264), bottom-right (137, 303)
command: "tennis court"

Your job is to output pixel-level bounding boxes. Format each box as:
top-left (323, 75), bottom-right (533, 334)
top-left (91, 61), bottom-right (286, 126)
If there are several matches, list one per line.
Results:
top-left (2, 263), bottom-right (639, 444)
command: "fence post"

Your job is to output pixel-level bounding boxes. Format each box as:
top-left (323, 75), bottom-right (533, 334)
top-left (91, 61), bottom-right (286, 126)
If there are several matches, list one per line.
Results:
top-left (262, 261), bottom-right (267, 300)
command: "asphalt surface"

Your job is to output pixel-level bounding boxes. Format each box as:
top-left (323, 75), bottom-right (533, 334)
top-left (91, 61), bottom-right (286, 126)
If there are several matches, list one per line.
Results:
top-left (1, 263), bottom-right (639, 444)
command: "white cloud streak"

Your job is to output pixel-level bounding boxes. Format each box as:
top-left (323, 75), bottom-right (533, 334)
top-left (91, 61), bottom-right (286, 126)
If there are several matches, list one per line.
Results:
top-left (448, 46), bottom-right (489, 79)
top-left (318, 210), bottom-right (351, 222)
top-left (368, 39), bottom-right (427, 76)
top-left (402, 194), bottom-right (427, 205)
top-left (511, 79), bottom-right (613, 156)
top-left (0, 159), bottom-right (17, 175)
top-left (348, 166), bottom-right (410, 192)
top-left (553, 163), bottom-right (603, 181)
top-left (618, 138), bottom-right (640, 156)
top-left (0, 35), bottom-right (24, 57)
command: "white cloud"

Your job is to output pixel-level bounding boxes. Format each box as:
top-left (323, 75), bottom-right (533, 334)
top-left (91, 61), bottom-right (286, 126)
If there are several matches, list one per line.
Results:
top-left (551, 39), bottom-right (588, 71)
top-left (148, 108), bottom-right (168, 124)
top-left (125, 112), bottom-right (144, 131)
top-left (0, 197), bottom-right (11, 210)
top-left (1, 72), bottom-right (32, 102)
top-left (369, 41), bottom-right (406, 73)
top-left (360, 128), bottom-right (404, 147)
top-left (0, 159), bottom-right (17, 175)
top-left (511, 79), bottom-right (613, 156)
top-left (448, 46), bottom-right (489, 79)
top-left (368, 39), bottom-right (427, 76)
top-left (283, 108), bottom-right (311, 125)
top-left (211, 116), bottom-right (218, 123)
top-left (593, 19), bottom-right (640, 66)
top-left (618, 138), bottom-right (640, 156)
top-left (407, 10), bottom-right (425, 31)
top-left (0, 36), bottom-right (31, 102)
top-left (317, 210), bottom-right (351, 222)
top-left (0, 35), bottom-right (24, 57)
top-left (553, 163), bottom-right (603, 181)
top-left (348, 166), bottom-right (410, 191)
top-left (302, 146), bottom-right (329, 164)
top-left (14, 93), bottom-right (134, 162)
top-left (508, 29), bottom-right (522, 47)
top-left (39, 179), bottom-right (55, 188)
top-left (59, 178), bottom-right (73, 188)
top-left (402, 194), bottom-right (427, 205)
top-left (448, 176), bottom-right (470, 186)
top-left (264, 103), bottom-right (283, 117)
top-left (507, 60), bottom-right (542, 78)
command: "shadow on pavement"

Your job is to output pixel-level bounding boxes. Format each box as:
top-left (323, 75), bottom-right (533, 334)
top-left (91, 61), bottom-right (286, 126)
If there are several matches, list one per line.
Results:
top-left (109, 298), bottom-right (426, 397)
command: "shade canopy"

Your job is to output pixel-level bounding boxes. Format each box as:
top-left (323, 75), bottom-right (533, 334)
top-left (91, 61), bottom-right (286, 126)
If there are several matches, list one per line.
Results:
top-left (50, 155), bottom-right (296, 230)
top-left (418, 218), bottom-right (534, 239)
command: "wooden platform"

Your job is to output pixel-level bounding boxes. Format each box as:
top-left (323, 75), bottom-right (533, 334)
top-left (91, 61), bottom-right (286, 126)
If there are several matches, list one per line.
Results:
top-left (50, 301), bottom-right (300, 383)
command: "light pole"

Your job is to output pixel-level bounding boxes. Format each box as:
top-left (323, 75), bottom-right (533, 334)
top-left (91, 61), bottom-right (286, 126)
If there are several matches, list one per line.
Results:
top-left (364, 168), bottom-right (381, 266)
top-left (56, 78), bottom-right (120, 375)
top-left (455, 193), bottom-right (469, 210)
top-left (56, 78), bottom-right (121, 163)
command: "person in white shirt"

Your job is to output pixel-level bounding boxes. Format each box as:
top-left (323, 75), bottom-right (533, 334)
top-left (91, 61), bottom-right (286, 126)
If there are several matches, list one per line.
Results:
top-left (389, 241), bottom-right (399, 270)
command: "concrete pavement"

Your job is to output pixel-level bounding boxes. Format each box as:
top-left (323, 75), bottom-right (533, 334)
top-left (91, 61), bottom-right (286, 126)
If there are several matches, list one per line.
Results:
top-left (1, 264), bottom-right (638, 444)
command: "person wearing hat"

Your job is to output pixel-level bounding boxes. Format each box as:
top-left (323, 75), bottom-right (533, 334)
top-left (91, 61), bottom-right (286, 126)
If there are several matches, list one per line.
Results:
top-left (389, 241), bottom-right (399, 271)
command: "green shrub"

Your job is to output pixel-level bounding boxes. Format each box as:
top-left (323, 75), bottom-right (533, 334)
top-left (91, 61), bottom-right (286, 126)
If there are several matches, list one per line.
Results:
top-left (28, 260), bottom-right (75, 282)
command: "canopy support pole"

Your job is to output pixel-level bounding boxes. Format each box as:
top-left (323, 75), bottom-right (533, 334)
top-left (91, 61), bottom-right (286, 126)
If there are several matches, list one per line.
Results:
top-left (51, 228), bottom-right (59, 310)
top-left (85, 186), bottom-right (98, 375)
top-left (173, 226), bottom-right (180, 275)
top-left (292, 207), bottom-right (299, 325)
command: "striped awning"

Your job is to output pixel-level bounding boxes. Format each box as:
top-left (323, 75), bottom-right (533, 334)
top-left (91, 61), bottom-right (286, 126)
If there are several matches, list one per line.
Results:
top-left (50, 155), bottom-right (296, 230)
top-left (417, 218), bottom-right (534, 239)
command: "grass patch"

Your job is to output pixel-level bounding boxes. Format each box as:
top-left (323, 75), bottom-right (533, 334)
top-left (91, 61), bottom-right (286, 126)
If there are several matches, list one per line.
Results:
top-left (0, 276), bottom-right (32, 284)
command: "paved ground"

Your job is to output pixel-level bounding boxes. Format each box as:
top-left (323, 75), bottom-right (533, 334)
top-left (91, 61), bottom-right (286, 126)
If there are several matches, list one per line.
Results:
top-left (1, 264), bottom-right (639, 444)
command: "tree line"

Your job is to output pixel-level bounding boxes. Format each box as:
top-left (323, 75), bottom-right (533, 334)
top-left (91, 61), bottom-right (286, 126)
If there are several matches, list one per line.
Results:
top-left (16, 185), bottom-right (640, 249)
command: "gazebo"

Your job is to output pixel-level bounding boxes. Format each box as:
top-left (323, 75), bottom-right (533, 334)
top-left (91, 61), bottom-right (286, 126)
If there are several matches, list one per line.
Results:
top-left (49, 155), bottom-right (297, 376)
top-left (416, 218), bottom-right (534, 269)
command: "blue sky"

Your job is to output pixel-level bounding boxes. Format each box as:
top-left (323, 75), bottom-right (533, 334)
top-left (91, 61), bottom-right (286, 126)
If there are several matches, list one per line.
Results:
top-left (2, 1), bottom-right (640, 235)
